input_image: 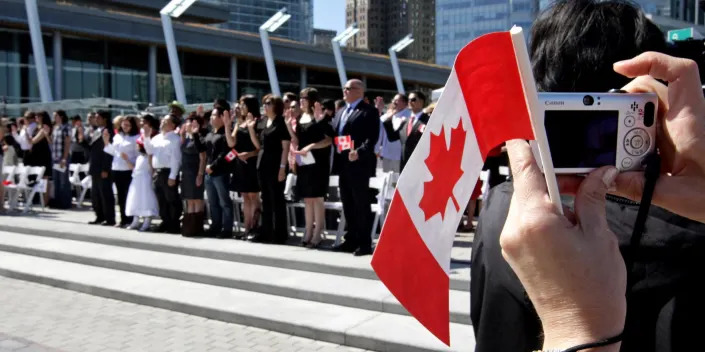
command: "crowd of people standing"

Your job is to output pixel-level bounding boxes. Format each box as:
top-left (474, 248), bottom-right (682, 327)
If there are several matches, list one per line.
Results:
top-left (0, 80), bottom-right (438, 257)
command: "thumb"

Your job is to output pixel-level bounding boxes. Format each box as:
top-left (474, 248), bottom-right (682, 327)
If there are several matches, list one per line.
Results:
top-left (574, 166), bottom-right (618, 234)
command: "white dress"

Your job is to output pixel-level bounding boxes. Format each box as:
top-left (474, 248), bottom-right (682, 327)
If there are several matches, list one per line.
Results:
top-left (125, 154), bottom-right (159, 217)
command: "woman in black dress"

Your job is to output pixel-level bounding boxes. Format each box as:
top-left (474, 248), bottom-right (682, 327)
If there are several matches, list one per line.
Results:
top-left (225, 95), bottom-right (262, 239)
top-left (28, 111), bottom-right (53, 206)
top-left (285, 88), bottom-right (333, 248)
top-left (180, 111), bottom-right (207, 237)
top-left (250, 94), bottom-right (290, 244)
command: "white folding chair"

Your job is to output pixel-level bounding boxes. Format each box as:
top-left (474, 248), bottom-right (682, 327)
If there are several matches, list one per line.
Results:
top-left (324, 175), bottom-right (346, 246)
top-left (20, 166), bottom-right (46, 213)
top-left (230, 191), bottom-right (244, 233)
top-left (369, 172), bottom-right (390, 242)
top-left (70, 163), bottom-right (91, 208)
top-left (1, 165), bottom-right (16, 208)
top-left (284, 173), bottom-right (306, 236)
top-left (479, 170), bottom-right (490, 201)
top-left (4, 164), bottom-right (26, 210)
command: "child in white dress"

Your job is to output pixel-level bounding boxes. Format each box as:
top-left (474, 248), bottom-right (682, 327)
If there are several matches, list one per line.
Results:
top-left (125, 138), bottom-right (159, 231)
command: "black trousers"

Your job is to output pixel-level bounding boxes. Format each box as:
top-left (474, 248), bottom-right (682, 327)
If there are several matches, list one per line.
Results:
top-left (339, 171), bottom-right (372, 251)
top-left (154, 169), bottom-right (182, 233)
top-left (113, 170), bottom-right (133, 225)
top-left (91, 174), bottom-right (115, 223)
top-left (258, 169), bottom-right (288, 244)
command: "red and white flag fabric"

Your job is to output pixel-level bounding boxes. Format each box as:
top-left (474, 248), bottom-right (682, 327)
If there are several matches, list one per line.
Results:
top-left (225, 149), bottom-right (239, 162)
top-left (334, 135), bottom-right (352, 152)
top-left (371, 29), bottom-right (538, 345)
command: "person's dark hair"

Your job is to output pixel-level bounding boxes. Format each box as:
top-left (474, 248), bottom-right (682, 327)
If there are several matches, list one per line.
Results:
top-left (24, 111), bottom-right (36, 120)
top-left (140, 113), bottom-right (160, 135)
top-left (335, 99), bottom-right (346, 110)
top-left (55, 110), bottom-right (69, 124)
top-left (166, 113), bottom-right (181, 128)
top-left (409, 91), bottom-right (427, 105)
top-left (187, 111), bottom-right (205, 128)
top-left (283, 92), bottom-right (298, 103)
top-left (239, 94), bottom-right (261, 119)
top-left (300, 87), bottom-right (320, 114)
top-left (321, 99), bottom-right (336, 113)
top-left (395, 94), bottom-right (409, 104)
top-left (120, 115), bottom-right (140, 136)
top-left (37, 111), bottom-right (51, 127)
top-left (263, 94), bottom-right (285, 116)
top-left (214, 98), bottom-right (231, 116)
top-left (531, 0), bottom-right (666, 92)
top-left (96, 110), bottom-right (111, 126)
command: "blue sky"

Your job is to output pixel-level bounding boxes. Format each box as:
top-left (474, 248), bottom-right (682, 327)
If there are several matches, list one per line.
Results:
top-left (313, 0), bottom-right (345, 34)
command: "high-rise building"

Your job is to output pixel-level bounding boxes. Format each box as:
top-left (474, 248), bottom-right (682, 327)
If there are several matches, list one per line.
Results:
top-left (670, 0), bottom-right (704, 25)
top-left (202, 0), bottom-right (314, 43)
top-left (435, 0), bottom-right (538, 67)
top-left (345, 0), bottom-right (436, 63)
top-left (313, 28), bottom-right (337, 48)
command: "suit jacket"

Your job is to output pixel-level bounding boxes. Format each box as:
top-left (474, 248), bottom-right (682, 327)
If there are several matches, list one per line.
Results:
top-left (333, 101), bottom-right (380, 178)
top-left (383, 112), bottom-right (429, 171)
top-left (88, 127), bottom-right (114, 176)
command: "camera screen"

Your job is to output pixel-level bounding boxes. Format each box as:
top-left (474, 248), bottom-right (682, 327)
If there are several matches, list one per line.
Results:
top-left (544, 110), bottom-right (618, 168)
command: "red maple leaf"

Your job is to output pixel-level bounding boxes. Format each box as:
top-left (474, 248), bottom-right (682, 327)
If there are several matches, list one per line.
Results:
top-left (419, 119), bottom-right (466, 221)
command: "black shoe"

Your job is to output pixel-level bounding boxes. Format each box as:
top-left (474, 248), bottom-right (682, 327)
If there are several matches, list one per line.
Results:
top-left (101, 221), bottom-right (116, 226)
top-left (332, 241), bottom-right (356, 253)
top-left (249, 233), bottom-right (271, 243)
top-left (353, 247), bottom-right (373, 256)
top-left (217, 231), bottom-right (233, 239)
top-left (88, 219), bottom-right (104, 225)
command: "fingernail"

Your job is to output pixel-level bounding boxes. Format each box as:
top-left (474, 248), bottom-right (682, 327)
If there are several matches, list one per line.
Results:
top-left (602, 167), bottom-right (619, 189)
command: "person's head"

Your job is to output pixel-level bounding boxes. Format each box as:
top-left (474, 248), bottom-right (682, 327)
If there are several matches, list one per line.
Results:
top-left (53, 110), bottom-right (68, 125)
top-left (120, 115), bottom-right (140, 136)
top-left (343, 79), bottom-right (364, 103)
top-left (95, 110), bottom-right (111, 128)
top-left (168, 101), bottom-right (186, 118)
top-left (160, 114), bottom-right (180, 133)
top-left (299, 87), bottom-right (320, 114)
top-left (392, 93), bottom-right (409, 111)
top-left (186, 112), bottom-right (204, 132)
top-left (321, 99), bottom-right (336, 117)
top-left (408, 91), bottom-right (427, 113)
top-left (262, 94), bottom-right (285, 118)
top-left (239, 94), bottom-right (261, 119)
top-left (289, 100), bottom-right (301, 118)
top-left (71, 115), bottom-right (82, 126)
top-left (140, 113), bottom-right (160, 136)
top-left (23, 111), bottom-right (36, 123)
top-left (283, 92), bottom-right (298, 111)
top-left (113, 115), bottom-right (124, 131)
top-left (531, 0), bottom-right (666, 92)
top-left (87, 112), bottom-right (96, 126)
top-left (210, 99), bottom-right (231, 130)
top-left (36, 111), bottom-right (51, 128)
top-left (335, 99), bottom-right (346, 112)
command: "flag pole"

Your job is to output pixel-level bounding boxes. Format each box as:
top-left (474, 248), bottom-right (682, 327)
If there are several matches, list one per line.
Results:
top-left (509, 26), bottom-right (563, 214)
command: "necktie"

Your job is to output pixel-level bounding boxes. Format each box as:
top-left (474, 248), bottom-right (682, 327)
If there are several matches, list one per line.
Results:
top-left (406, 116), bottom-right (415, 136)
top-left (339, 106), bottom-right (353, 134)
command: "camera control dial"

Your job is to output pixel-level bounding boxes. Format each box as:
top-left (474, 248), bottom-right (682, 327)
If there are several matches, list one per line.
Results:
top-left (624, 128), bottom-right (651, 156)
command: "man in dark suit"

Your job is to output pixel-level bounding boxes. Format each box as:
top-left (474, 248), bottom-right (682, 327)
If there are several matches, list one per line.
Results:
top-left (87, 110), bottom-right (115, 226)
top-left (381, 91), bottom-right (430, 172)
top-left (332, 79), bottom-right (380, 256)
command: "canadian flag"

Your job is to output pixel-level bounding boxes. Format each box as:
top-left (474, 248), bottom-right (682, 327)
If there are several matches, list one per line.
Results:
top-left (371, 27), bottom-right (542, 345)
top-left (225, 149), bottom-right (239, 162)
top-left (334, 135), bottom-right (352, 152)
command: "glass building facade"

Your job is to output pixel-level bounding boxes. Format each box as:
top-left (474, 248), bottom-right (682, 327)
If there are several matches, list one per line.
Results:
top-left (202, 0), bottom-right (314, 43)
top-left (436, 0), bottom-right (536, 67)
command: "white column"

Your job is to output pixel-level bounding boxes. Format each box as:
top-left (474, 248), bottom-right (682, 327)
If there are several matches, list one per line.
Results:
top-left (259, 29), bottom-right (281, 96)
top-left (230, 57), bottom-right (238, 103)
top-left (25, 0), bottom-right (53, 102)
top-left (696, 0), bottom-right (700, 25)
top-left (53, 31), bottom-right (62, 100)
top-left (332, 40), bottom-right (348, 88)
top-left (388, 50), bottom-right (405, 94)
top-left (160, 14), bottom-right (187, 104)
top-left (149, 45), bottom-right (157, 104)
top-left (300, 66), bottom-right (307, 89)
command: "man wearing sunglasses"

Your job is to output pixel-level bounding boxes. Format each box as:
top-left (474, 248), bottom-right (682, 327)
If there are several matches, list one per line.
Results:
top-left (381, 91), bottom-right (429, 172)
top-left (332, 79), bottom-right (380, 256)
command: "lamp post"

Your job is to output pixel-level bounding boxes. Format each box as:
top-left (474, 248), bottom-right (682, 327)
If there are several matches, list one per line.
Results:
top-left (331, 23), bottom-right (360, 88)
top-left (24, 0), bottom-right (53, 102)
top-left (260, 8), bottom-right (291, 97)
top-left (388, 34), bottom-right (414, 94)
top-left (160, 0), bottom-right (198, 104)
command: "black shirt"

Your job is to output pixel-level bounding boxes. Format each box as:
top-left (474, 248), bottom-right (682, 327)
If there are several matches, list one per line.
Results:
top-left (257, 115), bottom-right (291, 171)
top-left (204, 126), bottom-right (229, 176)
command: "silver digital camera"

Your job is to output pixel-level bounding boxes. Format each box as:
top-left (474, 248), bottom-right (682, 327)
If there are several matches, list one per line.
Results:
top-left (534, 92), bottom-right (657, 174)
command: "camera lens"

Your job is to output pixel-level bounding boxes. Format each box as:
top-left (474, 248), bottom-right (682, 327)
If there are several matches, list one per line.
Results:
top-left (583, 95), bottom-right (594, 106)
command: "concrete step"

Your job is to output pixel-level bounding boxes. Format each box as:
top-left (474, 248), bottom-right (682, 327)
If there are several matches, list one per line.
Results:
top-left (0, 219), bottom-right (471, 291)
top-left (0, 231), bottom-right (471, 325)
top-left (0, 252), bottom-right (475, 352)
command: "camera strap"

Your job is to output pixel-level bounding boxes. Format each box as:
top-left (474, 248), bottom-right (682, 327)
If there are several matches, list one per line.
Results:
top-left (625, 152), bottom-right (661, 292)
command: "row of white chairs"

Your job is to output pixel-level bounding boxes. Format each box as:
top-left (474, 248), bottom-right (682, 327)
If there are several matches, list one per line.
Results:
top-left (1, 164), bottom-right (47, 213)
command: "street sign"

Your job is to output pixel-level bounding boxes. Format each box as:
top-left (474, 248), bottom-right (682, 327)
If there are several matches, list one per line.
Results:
top-left (668, 28), bottom-right (696, 41)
